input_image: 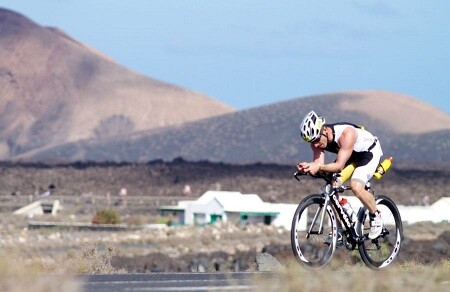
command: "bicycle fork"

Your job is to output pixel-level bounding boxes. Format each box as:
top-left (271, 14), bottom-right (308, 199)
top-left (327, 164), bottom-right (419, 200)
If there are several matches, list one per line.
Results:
top-left (306, 195), bottom-right (330, 239)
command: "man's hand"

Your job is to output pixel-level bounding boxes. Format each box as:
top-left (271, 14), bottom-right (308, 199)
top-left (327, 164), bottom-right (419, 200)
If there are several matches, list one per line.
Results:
top-left (296, 162), bottom-right (307, 173)
top-left (297, 162), bottom-right (321, 175)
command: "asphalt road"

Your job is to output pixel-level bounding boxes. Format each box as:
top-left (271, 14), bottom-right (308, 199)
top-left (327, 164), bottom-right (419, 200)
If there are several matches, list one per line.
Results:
top-left (78, 272), bottom-right (275, 292)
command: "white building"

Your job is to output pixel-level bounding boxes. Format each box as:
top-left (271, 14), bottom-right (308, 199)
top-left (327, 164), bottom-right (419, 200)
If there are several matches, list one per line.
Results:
top-left (160, 191), bottom-right (297, 229)
top-left (397, 197), bottom-right (450, 224)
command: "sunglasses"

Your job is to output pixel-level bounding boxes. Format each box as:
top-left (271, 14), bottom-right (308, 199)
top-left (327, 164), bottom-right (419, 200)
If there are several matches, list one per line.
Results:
top-left (310, 136), bottom-right (321, 144)
top-left (311, 132), bottom-right (327, 144)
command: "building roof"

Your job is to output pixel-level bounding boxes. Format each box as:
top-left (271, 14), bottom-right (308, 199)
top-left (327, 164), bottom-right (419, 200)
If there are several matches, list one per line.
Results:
top-left (197, 191), bottom-right (277, 214)
top-left (159, 200), bottom-right (194, 211)
top-left (432, 197), bottom-right (450, 208)
top-left (160, 191), bottom-right (279, 215)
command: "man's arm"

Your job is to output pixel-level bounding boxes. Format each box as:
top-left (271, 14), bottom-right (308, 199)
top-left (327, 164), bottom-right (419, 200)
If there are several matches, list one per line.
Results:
top-left (320, 127), bottom-right (356, 173)
top-left (311, 143), bottom-right (325, 164)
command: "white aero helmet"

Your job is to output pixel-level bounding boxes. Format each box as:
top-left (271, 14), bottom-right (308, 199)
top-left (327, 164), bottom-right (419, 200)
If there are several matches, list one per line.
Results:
top-left (300, 111), bottom-right (326, 142)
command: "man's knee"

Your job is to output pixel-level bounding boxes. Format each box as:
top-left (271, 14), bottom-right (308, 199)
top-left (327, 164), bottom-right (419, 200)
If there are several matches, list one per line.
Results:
top-left (349, 179), bottom-right (365, 197)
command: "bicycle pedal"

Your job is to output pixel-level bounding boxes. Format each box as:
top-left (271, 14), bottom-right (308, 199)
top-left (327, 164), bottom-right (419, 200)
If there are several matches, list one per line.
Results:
top-left (323, 232), bottom-right (343, 246)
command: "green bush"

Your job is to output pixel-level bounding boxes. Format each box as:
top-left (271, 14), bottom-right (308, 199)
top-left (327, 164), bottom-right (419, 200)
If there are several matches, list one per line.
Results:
top-left (92, 210), bottom-right (121, 224)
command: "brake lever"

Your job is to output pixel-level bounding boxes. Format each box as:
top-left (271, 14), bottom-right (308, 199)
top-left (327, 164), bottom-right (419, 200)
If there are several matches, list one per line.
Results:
top-left (294, 171), bottom-right (306, 181)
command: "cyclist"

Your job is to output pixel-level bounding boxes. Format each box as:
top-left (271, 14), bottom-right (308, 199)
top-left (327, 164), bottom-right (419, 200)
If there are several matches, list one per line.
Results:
top-left (296, 111), bottom-right (383, 239)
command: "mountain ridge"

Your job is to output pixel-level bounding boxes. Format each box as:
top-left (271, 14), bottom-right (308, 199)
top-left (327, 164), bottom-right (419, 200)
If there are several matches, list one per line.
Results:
top-left (0, 8), bottom-right (234, 159)
top-left (12, 90), bottom-right (450, 169)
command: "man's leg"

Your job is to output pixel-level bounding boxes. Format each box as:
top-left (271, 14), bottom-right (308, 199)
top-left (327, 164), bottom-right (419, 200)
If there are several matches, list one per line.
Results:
top-left (349, 180), bottom-right (376, 213)
top-left (350, 180), bottom-right (383, 239)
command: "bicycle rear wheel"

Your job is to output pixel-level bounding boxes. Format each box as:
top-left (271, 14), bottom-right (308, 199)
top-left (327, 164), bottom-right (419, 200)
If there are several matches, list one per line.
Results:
top-left (291, 194), bottom-right (337, 269)
top-left (358, 195), bottom-right (403, 269)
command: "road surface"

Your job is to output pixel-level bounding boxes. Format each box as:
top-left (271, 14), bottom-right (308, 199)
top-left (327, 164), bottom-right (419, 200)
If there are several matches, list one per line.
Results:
top-left (79, 272), bottom-right (275, 292)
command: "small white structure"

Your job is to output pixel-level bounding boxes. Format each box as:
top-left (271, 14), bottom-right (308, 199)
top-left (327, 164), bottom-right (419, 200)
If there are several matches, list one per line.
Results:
top-left (13, 200), bottom-right (62, 217)
top-left (160, 191), bottom-right (295, 228)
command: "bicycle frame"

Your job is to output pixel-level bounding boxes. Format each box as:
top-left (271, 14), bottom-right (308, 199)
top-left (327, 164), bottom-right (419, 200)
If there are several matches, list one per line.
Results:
top-left (331, 188), bottom-right (361, 243)
top-left (295, 172), bottom-right (361, 245)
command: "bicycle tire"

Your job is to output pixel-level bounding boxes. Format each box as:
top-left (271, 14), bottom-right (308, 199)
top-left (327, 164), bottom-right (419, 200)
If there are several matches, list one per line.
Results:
top-left (358, 195), bottom-right (403, 269)
top-left (291, 194), bottom-right (338, 269)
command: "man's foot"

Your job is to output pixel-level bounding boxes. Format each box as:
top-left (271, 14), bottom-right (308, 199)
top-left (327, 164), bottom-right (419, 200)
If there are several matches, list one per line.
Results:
top-left (369, 211), bottom-right (383, 239)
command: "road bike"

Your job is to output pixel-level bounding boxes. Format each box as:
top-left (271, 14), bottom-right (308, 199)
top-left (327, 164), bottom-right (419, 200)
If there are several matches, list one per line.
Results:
top-left (290, 171), bottom-right (403, 270)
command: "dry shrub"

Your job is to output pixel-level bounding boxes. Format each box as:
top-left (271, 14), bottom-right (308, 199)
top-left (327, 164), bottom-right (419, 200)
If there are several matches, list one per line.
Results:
top-left (92, 209), bottom-right (121, 224)
top-left (252, 259), bottom-right (450, 292)
top-left (64, 242), bottom-right (125, 275)
top-left (157, 215), bottom-right (172, 225)
top-left (0, 248), bottom-right (80, 292)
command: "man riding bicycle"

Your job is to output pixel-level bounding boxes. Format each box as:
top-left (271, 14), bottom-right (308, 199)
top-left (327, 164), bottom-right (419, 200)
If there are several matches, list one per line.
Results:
top-left (296, 111), bottom-right (383, 239)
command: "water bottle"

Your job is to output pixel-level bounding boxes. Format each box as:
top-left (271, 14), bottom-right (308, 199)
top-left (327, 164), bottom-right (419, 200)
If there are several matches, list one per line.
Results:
top-left (374, 156), bottom-right (393, 179)
top-left (337, 163), bottom-right (356, 184)
top-left (339, 198), bottom-right (356, 223)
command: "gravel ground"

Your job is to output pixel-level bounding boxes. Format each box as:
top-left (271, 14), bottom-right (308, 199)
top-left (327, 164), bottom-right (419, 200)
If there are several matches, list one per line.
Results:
top-left (0, 161), bottom-right (448, 272)
top-left (1, 216), bottom-right (448, 273)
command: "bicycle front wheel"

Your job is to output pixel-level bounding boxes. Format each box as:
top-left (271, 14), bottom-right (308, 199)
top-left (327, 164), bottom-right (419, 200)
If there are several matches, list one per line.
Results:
top-left (358, 195), bottom-right (403, 269)
top-left (291, 194), bottom-right (337, 269)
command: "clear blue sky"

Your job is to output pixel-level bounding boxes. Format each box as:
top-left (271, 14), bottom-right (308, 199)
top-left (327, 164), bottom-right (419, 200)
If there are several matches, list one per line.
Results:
top-left (2, 1), bottom-right (449, 113)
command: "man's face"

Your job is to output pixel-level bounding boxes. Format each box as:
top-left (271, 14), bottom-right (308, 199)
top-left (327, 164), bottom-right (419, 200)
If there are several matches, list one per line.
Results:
top-left (311, 130), bottom-right (327, 149)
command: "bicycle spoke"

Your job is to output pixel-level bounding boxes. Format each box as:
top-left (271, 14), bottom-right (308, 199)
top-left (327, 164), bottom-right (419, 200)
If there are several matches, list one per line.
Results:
top-left (291, 194), bottom-right (336, 268)
top-left (291, 195), bottom-right (335, 268)
top-left (358, 196), bottom-right (403, 269)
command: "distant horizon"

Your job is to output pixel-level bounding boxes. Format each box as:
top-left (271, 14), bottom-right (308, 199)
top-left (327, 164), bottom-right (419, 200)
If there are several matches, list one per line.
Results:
top-left (1, 1), bottom-right (449, 114)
